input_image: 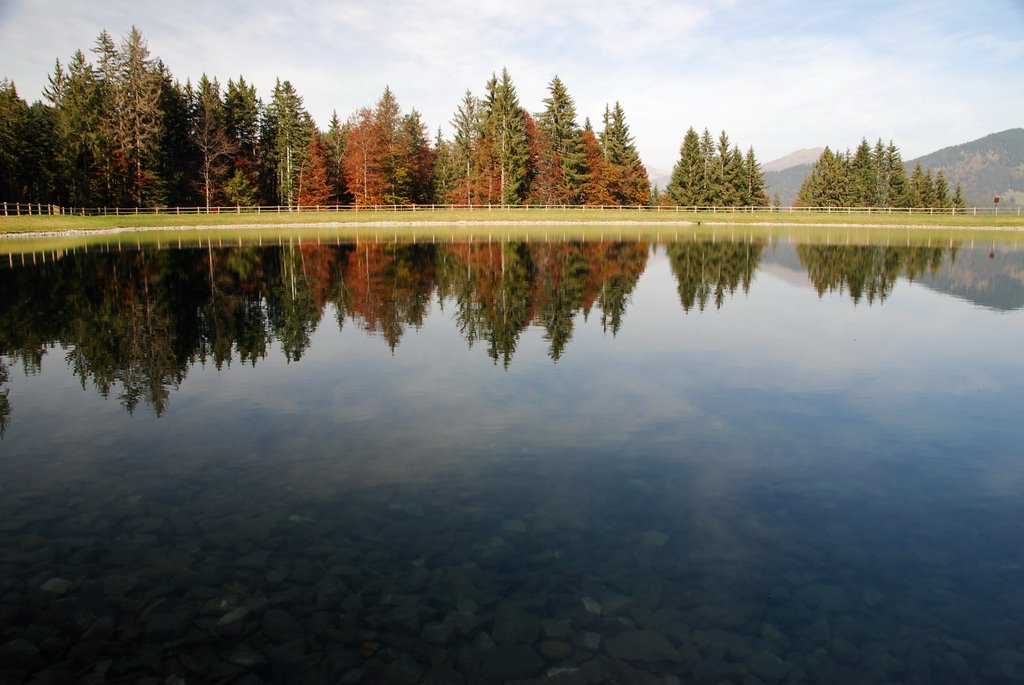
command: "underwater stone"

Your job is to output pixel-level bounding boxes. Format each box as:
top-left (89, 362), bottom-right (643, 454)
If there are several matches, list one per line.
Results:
top-left (605, 629), bottom-right (679, 662)
top-left (481, 643), bottom-right (544, 679)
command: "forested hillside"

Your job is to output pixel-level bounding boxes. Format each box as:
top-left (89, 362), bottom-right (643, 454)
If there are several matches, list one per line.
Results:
top-left (907, 129), bottom-right (1024, 207)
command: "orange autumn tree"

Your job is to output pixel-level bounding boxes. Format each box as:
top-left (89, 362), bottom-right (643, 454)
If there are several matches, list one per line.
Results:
top-left (342, 88), bottom-right (435, 206)
top-left (342, 107), bottom-right (385, 206)
top-left (298, 134), bottom-right (333, 206)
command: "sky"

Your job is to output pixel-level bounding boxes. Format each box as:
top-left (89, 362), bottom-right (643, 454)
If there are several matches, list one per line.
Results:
top-left (1, 0), bottom-right (1022, 175)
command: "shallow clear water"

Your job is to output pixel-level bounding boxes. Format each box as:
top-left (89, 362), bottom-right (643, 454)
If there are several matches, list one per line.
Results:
top-left (1, 231), bottom-right (1024, 684)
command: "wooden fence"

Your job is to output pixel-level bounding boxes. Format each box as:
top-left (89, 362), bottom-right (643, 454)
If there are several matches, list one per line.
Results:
top-left (2, 201), bottom-right (1021, 217)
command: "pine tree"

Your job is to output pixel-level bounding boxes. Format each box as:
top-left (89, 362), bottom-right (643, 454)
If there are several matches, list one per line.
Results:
top-left (952, 182), bottom-right (966, 211)
top-left (44, 52), bottom-right (104, 205)
top-left (262, 79), bottom-right (310, 207)
top-left (431, 129), bottom-right (458, 204)
top-left (668, 127), bottom-right (702, 206)
top-left (483, 69), bottom-right (530, 205)
top-left (884, 143), bottom-right (910, 207)
top-left (399, 110), bottom-right (434, 204)
top-left (537, 76), bottom-right (585, 204)
top-left (934, 169), bottom-right (950, 208)
top-left (849, 138), bottom-right (876, 206)
top-left (224, 76), bottom-right (261, 199)
top-left (112, 26), bottom-right (164, 205)
top-left (798, 147), bottom-right (850, 207)
top-left (698, 128), bottom-right (716, 205)
top-left (909, 163), bottom-right (935, 208)
top-left (192, 74), bottom-right (233, 209)
top-left (323, 111), bottom-right (348, 203)
top-left (598, 102), bottom-right (649, 205)
top-left (449, 90), bottom-right (483, 205)
top-left (722, 144), bottom-right (745, 206)
top-left (0, 80), bottom-right (29, 201)
top-left (744, 146), bottom-right (768, 206)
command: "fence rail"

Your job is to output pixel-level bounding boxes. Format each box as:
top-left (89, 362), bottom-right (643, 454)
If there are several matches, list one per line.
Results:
top-left (2, 201), bottom-right (1021, 217)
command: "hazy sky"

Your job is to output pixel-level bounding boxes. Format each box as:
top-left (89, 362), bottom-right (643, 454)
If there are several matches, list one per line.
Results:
top-left (1, 0), bottom-right (1021, 172)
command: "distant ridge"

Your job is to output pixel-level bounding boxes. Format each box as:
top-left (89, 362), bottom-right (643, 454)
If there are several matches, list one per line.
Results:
top-left (762, 148), bottom-right (824, 172)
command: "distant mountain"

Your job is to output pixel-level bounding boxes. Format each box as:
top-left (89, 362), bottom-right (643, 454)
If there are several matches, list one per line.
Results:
top-left (763, 164), bottom-right (813, 207)
top-left (762, 129), bottom-right (1024, 208)
top-left (907, 128), bottom-right (1024, 208)
top-left (762, 148), bottom-right (824, 172)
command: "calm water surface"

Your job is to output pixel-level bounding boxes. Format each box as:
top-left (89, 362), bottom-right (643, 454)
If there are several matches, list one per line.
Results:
top-left (1, 229), bottom-right (1024, 684)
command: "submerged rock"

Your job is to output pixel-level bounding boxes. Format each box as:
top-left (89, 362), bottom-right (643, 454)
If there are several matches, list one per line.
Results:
top-left (605, 629), bottom-right (679, 662)
top-left (481, 643), bottom-right (544, 679)
top-left (492, 601), bottom-right (539, 645)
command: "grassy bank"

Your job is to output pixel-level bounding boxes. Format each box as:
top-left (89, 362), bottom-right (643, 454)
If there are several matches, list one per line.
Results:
top-left (1, 207), bottom-right (1023, 235)
top-left (3, 220), bottom-right (1022, 259)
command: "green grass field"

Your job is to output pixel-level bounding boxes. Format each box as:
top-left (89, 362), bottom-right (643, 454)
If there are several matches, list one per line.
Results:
top-left (1, 207), bottom-right (1022, 235)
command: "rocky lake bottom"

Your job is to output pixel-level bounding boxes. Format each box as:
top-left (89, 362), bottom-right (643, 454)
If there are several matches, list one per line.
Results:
top-left (2, 236), bottom-right (1024, 683)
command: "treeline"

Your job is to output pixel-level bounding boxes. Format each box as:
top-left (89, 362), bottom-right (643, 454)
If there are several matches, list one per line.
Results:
top-left (797, 138), bottom-right (966, 209)
top-left (667, 128), bottom-right (769, 207)
top-left (0, 27), bottom-right (656, 209)
top-left (0, 27), bottom-right (783, 210)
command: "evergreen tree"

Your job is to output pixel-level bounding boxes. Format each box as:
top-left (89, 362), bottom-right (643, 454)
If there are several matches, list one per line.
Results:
top-left (223, 76), bottom-right (261, 198)
top-left (155, 74), bottom-right (195, 206)
top-left (909, 163), bottom-right (935, 208)
top-left (191, 75), bottom-right (232, 208)
top-left (44, 52), bottom-right (104, 205)
top-left (952, 182), bottom-right (966, 211)
top-left (399, 109), bottom-right (435, 204)
top-left (323, 111), bottom-right (348, 203)
top-left (0, 80), bottom-right (29, 201)
top-left (110, 26), bottom-right (165, 205)
top-left (448, 90), bottom-right (483, 205)
top-left (849, 138), bottom-right (877, 206)
top-left (598, 102), bottom-right (649, 205)
top-left (431, 129), bottom-right (458, 204)
top-left (262, 79), bottom-right (310, 207)
top-left (798, 147), bottom-right (850, 207)
top-left (668, 127), bottom-right (702, 206)
top-left (722, 144), bottom-right (745, 206)
top-left (537, 76), bottom-right (585, 204)
top-left (744, 146), bottom-right (769, 206)
top-left (483, 69), bottom-right (530, 205)
top-left (934, 169), bottom-right (950, 208)
top-left (884, 143), bottom-right (910, 207)
top-left (698, 128), bottom-right (716, 205)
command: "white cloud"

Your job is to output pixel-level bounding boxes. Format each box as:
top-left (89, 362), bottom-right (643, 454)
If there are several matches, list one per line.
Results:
top-left (1, 0), bottom-right (1021, 170)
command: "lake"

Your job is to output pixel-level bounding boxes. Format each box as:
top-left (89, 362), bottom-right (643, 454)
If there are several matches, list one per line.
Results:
top-left (1, 227), bottom-right (1023, 684)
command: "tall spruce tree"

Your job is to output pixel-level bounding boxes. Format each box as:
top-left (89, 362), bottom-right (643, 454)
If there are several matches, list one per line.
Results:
top-left (192, 75), bottom-right (233, 209)
top-left (599, 102), bottom-right (648, 205)
top-left (743, 146), bottom-right (768, 206)
top-left (849, 138), bottom-right (877, 206)
top-left (483, 69), bottom-right (530, 205)
top-left (668, 127), bottom-right (703, 206)
top-left (449, 90), bottom-right (483, 205)
top-left (262, 79), bottom-right (310, 207)
top-left (0, 80), bottom-right (28, 202)
top-left (537, 76), bottom-right (585, 204)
